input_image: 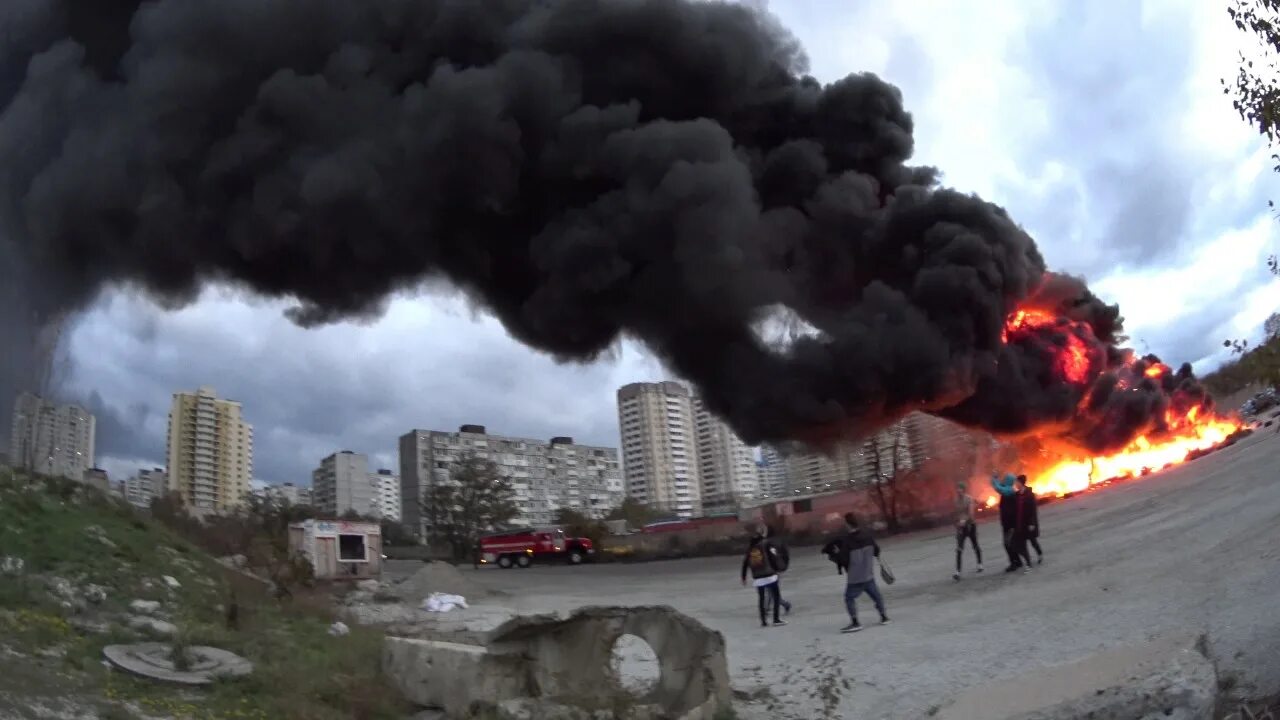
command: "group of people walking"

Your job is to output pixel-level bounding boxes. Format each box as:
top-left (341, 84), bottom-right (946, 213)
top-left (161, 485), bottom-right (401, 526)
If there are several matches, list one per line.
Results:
top-left (742, 470), bottom-right (1044, 630)
top-left (742, 513), bottom-right (890, 632)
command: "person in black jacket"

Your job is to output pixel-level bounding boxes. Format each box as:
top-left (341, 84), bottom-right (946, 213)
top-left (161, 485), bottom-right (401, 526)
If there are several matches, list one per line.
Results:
top-left (992, 472), bottom-right (1029, 572)
top-left (764, 525), bottom-right (793, 615)
top-left (1014, 475), bottom-right (1042, 567)
top-left (741, 529), bottom-right (787, 627)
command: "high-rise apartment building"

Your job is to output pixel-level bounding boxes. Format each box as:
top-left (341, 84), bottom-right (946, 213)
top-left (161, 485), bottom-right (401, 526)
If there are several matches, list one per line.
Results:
top-left (312, 451), bottom-right (375, 518)
top-left (8, 392), bottom-right (95, 481)
top-left (399, 425), bottom-right (623, 538)
top-left (125, 468), bottom-right (166, 509)
top-left (616, 382), bottom-right (701, 519)
top-left (757, 446), bottom-right (788, 498)
top-left (165, 386), bottom-right (253, 513)
top-left (766, 417), bottom-right (925, 497)
top-left (254, 482), bottom-right (313, 508)
top-left (693, 396), bottom-right (759, 513)
top-left (371, 469), bottom-right (402, 522)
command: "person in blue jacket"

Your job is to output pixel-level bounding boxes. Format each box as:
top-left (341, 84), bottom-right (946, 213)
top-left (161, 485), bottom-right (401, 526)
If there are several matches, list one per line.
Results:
top-left (991, 472), bottom-right (1031, 572)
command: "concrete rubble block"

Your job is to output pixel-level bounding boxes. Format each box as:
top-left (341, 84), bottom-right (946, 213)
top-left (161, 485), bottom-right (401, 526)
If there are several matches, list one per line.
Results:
top-left (936, 631), bottom-right (1218, 720)
top-left (83, 584), bottom-right (108, 605)
top-left (386, 606), bottom-right (731, 719)
top-left (383, 637), bottom-right (531, 716)
top-left (161, 575), bottom-right (181, 590)
top-left (129, 599), bottom-right (163, 616)
top-left (485, 605), bottom-right (732, 720)
top-left (126, 616), bottom-right (178, 638)
top-left (0, 556), bottom-right (23, 576)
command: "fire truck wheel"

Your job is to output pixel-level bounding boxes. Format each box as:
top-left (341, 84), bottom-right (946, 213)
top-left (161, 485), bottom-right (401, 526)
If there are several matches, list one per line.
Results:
top-left (516, 554), bottom-right (532, 568)
top-left (497, 555), bottom-right (514, 569)
top-left (567, 550), bottom-right (585, 565)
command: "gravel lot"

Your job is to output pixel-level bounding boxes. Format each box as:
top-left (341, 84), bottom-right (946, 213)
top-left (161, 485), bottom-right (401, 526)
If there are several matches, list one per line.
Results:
top-left (390, 431), bottom-right (1280, 719)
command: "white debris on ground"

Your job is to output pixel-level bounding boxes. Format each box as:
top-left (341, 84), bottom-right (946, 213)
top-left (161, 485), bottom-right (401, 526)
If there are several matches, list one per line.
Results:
top-left (339, 562), bottom-right (515, 644)
top-left (327, 621), bottom-right (350, 637)
top-left (421, 593), bottom-right (467, 613)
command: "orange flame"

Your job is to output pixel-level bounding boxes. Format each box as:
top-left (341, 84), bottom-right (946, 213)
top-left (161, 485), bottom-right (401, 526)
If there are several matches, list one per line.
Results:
top-left (1000, 307), bottom-right (1241, 499)
top-left (1002, 308), bottom-right (1091, 384)
top-left (1029, 413), bottom-right (1240, 497)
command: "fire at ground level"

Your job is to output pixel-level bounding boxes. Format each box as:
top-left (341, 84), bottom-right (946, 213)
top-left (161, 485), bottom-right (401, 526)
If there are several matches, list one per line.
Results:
top-left (978, 411), bottom-right (1243, 507)
top-left (388, 430), bottom-right (1280, 719)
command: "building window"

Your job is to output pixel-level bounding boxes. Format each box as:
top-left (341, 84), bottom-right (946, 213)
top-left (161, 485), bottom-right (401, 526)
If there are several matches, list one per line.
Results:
top-left (338, 534), bottom-right (368, 562)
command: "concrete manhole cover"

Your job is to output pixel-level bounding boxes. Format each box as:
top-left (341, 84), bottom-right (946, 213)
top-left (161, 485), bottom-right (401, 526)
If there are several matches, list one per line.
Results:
top-left (103, 643), bottom-right (253, 685)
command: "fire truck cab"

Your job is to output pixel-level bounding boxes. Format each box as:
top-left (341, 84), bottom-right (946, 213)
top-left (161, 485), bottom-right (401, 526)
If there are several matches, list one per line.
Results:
top-left (479, 527), bottom-right (595, 568)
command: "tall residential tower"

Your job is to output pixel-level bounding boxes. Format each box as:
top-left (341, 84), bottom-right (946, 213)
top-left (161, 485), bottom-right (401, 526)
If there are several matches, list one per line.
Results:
top-left (616, 382), bottom-right (700, 519)
top-left (8, 392), bottom-right (95, 481)
top-left (165, 386), bottom-right (253, 513)
top-left (693, 396), bottom-right (759, 513)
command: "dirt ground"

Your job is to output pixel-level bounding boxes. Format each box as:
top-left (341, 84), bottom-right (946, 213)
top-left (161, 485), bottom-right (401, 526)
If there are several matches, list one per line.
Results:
top-left (388, 431), bottom-right (1280, 719)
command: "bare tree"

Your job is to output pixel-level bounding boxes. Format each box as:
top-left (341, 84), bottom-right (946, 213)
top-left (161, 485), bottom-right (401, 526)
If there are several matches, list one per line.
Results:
top-left (866, 430), bottom-right (906, 532)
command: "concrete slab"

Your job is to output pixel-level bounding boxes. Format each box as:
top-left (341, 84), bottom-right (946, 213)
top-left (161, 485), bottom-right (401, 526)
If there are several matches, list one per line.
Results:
top-left (382, 637), bottom-right (529, 715)
top-left (936, 631), bottom-right (1216, 720)
top-left (487, 605), bottom-right (732, 718)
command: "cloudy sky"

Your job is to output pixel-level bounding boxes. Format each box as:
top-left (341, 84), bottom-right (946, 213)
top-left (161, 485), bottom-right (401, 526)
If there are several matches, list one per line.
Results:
top-left (57, 0), bottom-right (1280, 485)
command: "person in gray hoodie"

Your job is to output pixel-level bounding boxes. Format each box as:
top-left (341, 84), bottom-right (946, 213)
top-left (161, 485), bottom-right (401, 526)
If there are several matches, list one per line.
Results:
top-left (837, 513), bottom-right (890, 633)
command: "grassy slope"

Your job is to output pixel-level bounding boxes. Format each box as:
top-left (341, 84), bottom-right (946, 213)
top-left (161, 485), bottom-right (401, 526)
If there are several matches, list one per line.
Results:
top-left (0, 468), bottom-right (407, 720)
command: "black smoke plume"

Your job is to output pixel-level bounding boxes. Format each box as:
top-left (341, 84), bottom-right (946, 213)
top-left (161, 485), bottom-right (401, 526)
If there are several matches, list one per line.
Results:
top-left (0, 0), bottom-right (1216, 455)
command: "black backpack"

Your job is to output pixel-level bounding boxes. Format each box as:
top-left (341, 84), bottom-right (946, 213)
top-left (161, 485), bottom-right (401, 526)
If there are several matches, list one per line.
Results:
top-left (767, 541), bottom-right (789, 573)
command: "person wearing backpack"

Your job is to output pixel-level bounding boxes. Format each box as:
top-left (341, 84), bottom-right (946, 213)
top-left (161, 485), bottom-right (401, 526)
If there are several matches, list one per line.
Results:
top-left (763, 524), bottom-right (793, 615)
top-left (741, 527), bottom-right (787, 627)
top-left (839, 513), bottom-right (890, 633)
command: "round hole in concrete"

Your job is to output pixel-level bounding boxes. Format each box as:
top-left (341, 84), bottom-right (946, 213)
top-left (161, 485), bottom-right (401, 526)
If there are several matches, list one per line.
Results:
top-left (610, 633), bottom-right (660, 696)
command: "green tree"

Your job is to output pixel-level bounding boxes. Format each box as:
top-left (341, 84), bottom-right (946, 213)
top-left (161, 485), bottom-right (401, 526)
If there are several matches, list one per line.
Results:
top-left (1224, 2), bottom-right (1280, 274)
top-left (421, 455), bottom-right (519, 562)
top-left (553, 507), bottom-right (608, 545)
top-left (380, 518), bottom-right (418, 547)
top-left (1225, 1), bottom-right (1280, 163)
top-left (605, 496), bottom-right (660, 530)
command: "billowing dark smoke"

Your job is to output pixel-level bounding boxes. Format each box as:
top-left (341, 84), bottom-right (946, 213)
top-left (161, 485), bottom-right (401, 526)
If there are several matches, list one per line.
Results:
top-left (0, 0), bottom-right (1215, 454)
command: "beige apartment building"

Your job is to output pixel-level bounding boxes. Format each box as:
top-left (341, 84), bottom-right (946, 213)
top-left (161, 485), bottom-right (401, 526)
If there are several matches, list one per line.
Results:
top-left (765, 413), bottom-right (985, 497)
top-left (616, 382), bottom-right (701, 519)
top-left (165, 386), bottom-right (253, 513)
top-left (693, 396), bottom-right (760, 514)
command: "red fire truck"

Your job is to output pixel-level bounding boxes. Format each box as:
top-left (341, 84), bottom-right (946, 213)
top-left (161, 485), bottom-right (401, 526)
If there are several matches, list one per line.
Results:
top-left (478, 527), bottom-right (595, 568)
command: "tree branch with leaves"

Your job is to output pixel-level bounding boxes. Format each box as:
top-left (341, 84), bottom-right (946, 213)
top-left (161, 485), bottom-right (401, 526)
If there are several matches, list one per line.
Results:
top-left (421, 454), bottom-right (519, 562)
